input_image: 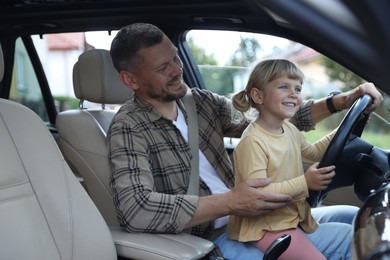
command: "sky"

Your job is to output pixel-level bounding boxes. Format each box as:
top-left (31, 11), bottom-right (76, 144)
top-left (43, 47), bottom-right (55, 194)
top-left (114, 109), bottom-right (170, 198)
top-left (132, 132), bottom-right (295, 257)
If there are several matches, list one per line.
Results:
top-left (85, 31), bottom-right (117, 49)
top-left (187, 30), bottom-right (290, 65)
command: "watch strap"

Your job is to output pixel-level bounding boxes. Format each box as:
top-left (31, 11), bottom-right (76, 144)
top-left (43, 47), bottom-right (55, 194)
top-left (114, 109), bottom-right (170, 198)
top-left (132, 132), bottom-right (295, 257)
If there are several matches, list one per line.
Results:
top-left (326, 91), bottom-right (341, 113)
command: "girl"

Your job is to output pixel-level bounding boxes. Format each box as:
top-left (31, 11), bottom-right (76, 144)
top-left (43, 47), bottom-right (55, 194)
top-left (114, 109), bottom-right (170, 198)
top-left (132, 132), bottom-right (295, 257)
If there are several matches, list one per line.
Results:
top-left (228, 59), bottom-right (340, 259)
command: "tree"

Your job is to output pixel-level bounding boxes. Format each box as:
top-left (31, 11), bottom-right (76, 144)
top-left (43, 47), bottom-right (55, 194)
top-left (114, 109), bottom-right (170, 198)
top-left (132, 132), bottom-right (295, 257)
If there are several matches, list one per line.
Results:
top-left (321, 56), bottom-right (389, 134)
top-left (187, 36), bottom-right (218, 65)
top-left (320, 56), bottom-right (364, 91)
top-left (228, 36), bottom-right (262, 66)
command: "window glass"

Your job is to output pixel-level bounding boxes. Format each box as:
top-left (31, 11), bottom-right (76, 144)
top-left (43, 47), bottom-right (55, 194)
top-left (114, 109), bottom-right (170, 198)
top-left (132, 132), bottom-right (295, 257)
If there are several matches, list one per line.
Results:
top-left (10, 38), bottom-right (49, 122)
top-left (32, 32), bottom-right (118, 111)
top-left (25, 29), bottom-right (389, 149)
top-left (32, 33), bottom-right (86, 112)
top-left (186, 30), bottom-right (390, 149)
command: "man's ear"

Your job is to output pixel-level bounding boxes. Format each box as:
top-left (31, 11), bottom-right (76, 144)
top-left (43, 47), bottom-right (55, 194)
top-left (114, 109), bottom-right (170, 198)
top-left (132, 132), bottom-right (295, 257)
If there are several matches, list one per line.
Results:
top-left (251, 88), bottom-right (264, 105)
top-left (119, 71), bottom-right (139, 90)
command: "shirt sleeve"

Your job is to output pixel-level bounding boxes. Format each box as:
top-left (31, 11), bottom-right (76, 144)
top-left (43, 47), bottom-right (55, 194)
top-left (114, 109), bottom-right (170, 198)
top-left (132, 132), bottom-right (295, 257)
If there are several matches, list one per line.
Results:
top-left (107, 120), bottom-right (198, 234)
top-left (300, 128), bottom-right (337, 163)
top-left (194, 89), bottom-right (249, 139)
top-left (289, 99), bottom-right (315, 132)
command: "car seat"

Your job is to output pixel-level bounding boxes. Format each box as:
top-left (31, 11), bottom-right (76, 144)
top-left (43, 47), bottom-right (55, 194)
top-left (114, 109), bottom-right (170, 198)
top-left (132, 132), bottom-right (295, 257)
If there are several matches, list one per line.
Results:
top-left (0, 45), bottom-right (117, 260)
top-left (56, 48), bottom-right (131, 226)
top-left (56, 48), bottom-right (215, 259)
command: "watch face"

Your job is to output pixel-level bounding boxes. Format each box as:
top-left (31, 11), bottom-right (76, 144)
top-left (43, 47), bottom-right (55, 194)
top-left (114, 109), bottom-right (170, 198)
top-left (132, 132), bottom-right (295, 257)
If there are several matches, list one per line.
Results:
top-left (328, 91), bottom-right (341, 97)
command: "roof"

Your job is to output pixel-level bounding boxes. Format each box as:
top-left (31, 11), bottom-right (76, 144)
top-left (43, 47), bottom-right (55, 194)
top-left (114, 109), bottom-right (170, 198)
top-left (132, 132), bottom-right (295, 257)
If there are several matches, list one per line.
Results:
top-left (47, 33), bottom-right (85, 51)
top-left (279, 43), bottom-right (319, 63)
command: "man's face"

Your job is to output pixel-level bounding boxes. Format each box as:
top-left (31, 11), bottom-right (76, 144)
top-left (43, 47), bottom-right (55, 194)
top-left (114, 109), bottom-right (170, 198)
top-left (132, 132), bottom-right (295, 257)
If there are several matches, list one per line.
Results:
top-left (130, 35), bottom-right (187, 103)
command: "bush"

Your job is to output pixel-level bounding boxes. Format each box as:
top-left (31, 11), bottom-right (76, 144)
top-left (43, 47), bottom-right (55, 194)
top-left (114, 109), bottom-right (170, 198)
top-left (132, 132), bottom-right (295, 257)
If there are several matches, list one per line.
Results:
top-left (53, 96), bottom-right (79, 112)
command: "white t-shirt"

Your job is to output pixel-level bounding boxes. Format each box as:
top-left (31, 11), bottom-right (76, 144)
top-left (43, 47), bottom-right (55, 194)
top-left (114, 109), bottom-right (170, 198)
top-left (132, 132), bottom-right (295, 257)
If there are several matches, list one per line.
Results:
top-left (173, 108), bottom-right (229, 228)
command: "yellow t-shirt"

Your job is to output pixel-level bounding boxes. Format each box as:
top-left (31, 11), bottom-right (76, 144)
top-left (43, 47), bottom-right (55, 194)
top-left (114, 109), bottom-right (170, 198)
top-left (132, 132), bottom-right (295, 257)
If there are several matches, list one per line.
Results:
top-left (228, 121), bottom-right (334, 242)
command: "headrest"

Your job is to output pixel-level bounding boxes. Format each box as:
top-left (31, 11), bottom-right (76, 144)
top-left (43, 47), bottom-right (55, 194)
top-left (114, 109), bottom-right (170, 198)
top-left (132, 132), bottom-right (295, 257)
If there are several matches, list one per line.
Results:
top-left (0, 44), bottom-right (4, 81)
top-left (73, 49), bottom-right (133, 104)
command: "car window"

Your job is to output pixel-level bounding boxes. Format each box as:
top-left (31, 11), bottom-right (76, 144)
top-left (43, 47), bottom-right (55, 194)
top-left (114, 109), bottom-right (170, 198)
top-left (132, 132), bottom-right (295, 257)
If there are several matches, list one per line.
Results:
top-left (10, 37), bottom-right (50, 123)
top-left (32, 33), bottom-right (86, 112)
top-left (186, 30), bottom-right (390, 150)
top-left (32, 32), bottom-right (118, 111)
top-left (22, 29), bottom-right (390, 150)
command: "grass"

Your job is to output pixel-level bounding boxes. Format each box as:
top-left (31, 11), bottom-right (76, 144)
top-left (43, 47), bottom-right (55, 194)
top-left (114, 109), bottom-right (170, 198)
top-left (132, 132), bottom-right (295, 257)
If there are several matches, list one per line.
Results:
top-left (302, 125), bottom-right (390, 150)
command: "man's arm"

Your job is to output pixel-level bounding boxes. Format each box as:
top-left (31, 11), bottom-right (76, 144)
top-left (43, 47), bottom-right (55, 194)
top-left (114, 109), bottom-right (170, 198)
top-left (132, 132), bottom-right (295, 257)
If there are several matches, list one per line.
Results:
top-left (185, 178), bottom-right (291, 228)
top-left (310, 82), bottom-right (383, 125)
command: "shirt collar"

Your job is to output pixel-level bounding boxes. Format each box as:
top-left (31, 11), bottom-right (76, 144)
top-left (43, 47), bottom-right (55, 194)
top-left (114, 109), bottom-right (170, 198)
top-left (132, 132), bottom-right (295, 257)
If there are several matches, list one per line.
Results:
top-left (133, 96), bottom-right (189, 124)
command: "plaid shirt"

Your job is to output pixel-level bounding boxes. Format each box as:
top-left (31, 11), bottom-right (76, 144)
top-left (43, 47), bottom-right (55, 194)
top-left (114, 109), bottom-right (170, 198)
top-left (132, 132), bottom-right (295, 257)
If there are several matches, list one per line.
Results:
top-left (107, 88), bottom-right (314, 238)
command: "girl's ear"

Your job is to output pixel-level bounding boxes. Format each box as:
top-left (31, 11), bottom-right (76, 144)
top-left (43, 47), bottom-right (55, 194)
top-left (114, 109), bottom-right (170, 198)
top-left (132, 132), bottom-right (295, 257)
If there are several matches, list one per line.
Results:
top-left (119, 71), bottom-right (139, 91)
top-left (250, 88), bottom-right (264, 105)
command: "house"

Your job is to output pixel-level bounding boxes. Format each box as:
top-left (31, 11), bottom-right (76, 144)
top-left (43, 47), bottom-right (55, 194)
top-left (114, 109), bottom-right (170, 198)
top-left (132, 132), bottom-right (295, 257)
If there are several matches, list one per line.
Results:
top-left (278, 42), bottom-right (341, 98)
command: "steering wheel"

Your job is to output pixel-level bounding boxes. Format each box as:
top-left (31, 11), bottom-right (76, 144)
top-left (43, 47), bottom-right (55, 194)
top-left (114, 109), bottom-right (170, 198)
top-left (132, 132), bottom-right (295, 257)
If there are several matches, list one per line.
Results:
top-left (308, 94), bottom-right (372, 207)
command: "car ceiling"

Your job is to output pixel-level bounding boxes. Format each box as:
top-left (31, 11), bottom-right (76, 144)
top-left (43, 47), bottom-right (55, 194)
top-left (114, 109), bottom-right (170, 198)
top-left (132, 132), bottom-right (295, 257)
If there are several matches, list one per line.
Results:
top-left (0, 0), bottom-right (389, 93)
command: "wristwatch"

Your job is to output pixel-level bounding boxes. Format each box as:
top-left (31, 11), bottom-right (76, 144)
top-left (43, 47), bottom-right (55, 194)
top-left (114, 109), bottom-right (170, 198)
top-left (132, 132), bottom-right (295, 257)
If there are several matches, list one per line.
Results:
top-left (326, 91), bottom-right (341, 114)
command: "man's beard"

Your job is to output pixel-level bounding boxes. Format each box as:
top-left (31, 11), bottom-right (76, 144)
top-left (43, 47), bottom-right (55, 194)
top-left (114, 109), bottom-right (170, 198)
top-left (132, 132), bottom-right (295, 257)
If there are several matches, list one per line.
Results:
top-left (163, 90), bottom-right (186, 102)
top-left (159, 79), bottom-right (187, 102)
top-left (146, 76), bottom-right (187, 102)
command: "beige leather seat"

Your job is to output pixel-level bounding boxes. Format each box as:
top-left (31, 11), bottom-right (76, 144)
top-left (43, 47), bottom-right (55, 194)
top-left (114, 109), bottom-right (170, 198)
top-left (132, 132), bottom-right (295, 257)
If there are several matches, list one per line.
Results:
top-left (56, 49), bottom-right (132, 226)
top-left (0, 46), bottom-right (117, 260)
top-left (56, 49), bottom-right (214, 259)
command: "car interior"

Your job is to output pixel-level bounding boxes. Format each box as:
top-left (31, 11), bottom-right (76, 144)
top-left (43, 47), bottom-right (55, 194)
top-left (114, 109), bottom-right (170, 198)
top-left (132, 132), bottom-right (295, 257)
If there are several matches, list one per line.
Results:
top-left (1, 0), bottom-right (390, 259)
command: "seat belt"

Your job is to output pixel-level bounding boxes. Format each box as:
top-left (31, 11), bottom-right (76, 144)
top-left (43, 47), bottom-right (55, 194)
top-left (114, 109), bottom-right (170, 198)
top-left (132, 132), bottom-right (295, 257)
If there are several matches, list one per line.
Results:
top-left (183, 89), bottom-right (228, 260)
top-left (182, 88), bottom-right (199, 195)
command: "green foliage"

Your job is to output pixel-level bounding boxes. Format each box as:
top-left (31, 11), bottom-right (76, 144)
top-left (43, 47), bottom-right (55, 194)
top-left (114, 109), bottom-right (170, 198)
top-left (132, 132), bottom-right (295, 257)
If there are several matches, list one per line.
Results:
top-left (54, 96), bottom-right (79, 111)
top-left (320, 56), bottom-right (365, 90)
top-left (228, 36), bottom-right (262, 66)
top-left (198, 65), bottom-right (247, 97)
top-left (196, 36), bottom-right (262, 96)
top-left (187, 36), bottom-right (218, 65)
top-left (320, 56), bottom-right (390, 134)
top-left (303, 119), bottom-right (390, 150)
top-left (361, 130), bottom-right (390, 148)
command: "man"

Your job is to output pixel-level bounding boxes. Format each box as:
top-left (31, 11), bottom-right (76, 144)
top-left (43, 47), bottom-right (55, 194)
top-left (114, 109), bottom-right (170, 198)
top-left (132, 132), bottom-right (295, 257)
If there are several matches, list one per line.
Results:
top-left (107, 23), bottom-right (383, 259)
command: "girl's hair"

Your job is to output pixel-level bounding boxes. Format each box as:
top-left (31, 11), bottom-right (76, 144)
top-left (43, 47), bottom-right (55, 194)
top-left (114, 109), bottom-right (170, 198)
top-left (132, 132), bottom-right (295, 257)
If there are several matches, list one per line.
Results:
top-left (232, 59), bottom-right (305, 112)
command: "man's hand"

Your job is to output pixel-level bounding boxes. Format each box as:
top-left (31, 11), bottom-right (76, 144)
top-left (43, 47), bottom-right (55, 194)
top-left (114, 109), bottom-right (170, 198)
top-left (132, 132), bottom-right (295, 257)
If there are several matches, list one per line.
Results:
top-left (227, 178), bottom-right (291, 218)
top-left (186, 178), bottom-right (291, 228)
top-left (335, 82), bottom-right (383, 113)
top-left (304, 162), bottom-right (335, 191)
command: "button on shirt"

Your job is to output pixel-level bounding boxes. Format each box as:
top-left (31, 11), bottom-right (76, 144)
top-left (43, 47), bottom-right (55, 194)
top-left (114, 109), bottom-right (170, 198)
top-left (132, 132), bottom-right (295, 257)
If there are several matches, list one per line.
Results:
top-left (107, 88), bottom-right (315, 238)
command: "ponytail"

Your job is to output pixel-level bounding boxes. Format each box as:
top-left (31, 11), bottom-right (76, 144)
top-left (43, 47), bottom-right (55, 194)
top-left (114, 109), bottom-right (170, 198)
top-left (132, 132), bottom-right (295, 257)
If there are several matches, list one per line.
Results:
top-left (232, 89), bottom-right (251, 113)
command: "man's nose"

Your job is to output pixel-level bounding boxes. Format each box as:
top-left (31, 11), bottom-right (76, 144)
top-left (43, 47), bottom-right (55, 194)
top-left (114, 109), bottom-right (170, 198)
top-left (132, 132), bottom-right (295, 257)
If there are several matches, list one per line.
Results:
top-left (170, 60), bottom-right (183, 77)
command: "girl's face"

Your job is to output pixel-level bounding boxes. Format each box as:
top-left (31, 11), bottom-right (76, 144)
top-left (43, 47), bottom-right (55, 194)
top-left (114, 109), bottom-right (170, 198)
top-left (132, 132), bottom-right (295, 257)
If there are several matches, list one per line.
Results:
top-left (255, 75), bottom-right (303, 120)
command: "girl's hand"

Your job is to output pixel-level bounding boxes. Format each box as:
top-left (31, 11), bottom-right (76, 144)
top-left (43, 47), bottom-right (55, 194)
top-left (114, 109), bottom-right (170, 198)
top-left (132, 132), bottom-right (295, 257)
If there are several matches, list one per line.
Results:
top-left (304, 162), bottom-right (336, 191)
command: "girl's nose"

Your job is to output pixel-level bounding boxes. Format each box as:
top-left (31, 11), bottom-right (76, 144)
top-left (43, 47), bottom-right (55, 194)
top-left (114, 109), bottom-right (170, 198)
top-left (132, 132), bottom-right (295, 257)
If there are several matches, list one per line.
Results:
top-left (288, 90), bottom-right (297, 98)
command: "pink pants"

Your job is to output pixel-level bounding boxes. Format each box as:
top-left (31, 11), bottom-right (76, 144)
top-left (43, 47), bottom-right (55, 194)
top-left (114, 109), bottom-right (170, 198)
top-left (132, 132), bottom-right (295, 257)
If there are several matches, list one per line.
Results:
top-left (254, 228), bottom-right (326, 260)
